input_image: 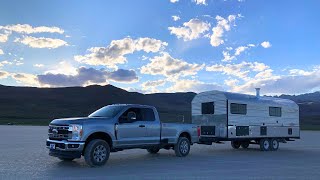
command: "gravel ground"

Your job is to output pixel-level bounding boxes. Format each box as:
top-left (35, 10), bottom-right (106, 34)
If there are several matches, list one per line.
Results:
top-left (0, 125), bottom-right (319, 180)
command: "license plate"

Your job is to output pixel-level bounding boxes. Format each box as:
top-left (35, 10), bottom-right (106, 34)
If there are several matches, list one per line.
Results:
top-left (50, 143), bottom-right (56, 150)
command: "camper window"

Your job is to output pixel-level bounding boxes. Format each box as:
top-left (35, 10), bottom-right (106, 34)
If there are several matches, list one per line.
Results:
top-left (201, 102), bottom-right (214, 114)
top-left (269, 107), bottom-right (282, 117)
top-left (230, 103), bottom-right (247, 115)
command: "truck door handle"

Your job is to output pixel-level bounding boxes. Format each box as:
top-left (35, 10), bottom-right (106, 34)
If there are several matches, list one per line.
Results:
top-left (139, 125), bottom-right (145, 128)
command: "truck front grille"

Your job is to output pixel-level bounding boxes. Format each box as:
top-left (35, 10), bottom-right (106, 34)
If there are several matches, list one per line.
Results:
top-left (48, 125), bottom-right (71, 140)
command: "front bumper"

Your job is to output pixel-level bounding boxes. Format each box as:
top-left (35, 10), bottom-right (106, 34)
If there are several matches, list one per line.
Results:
top-left (46, 139), bottom-right (85, 158)
top-left (46, 139), bottom-right (85, 151)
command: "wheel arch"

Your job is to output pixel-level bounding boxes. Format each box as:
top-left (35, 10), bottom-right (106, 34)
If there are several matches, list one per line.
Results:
top-left (83, 132), bottom-right (113, 153)
top-left (178, 131), bottom-right (192, 143)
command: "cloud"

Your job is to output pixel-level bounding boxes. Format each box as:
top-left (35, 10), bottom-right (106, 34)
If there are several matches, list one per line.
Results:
top-left (193, 0), bottom-right (207, 5)
top-left (33, 64), bottom-right (44, 68)
top-left (13, 59), bottom-right (24, 66)
top-left (45, 61), bottom-right (78, 75)
top-left (14, 36), bottom-right (68, 49)
top-left (206, 61), bottom-right (269, 80)
top-left (0, 49), bottom-right (3, 55)
top-left (172, 15), bottom-right (181, 21)
top-left (229, 67), bottom-right (320, 94)
top-left (0, 71), bottom-right (10, 79)
top-left (37, 67), bottom-right (138, 87)
top-left (107, 69), bottom-right (138, 83)
top-left (75, 37), bottom-right (167, 69)
top-left (222, 44), bottom-right (254, 62)
top-left (141, 79), bottom-right (166, 93)
top-left (170, 0), bottom-right (179, 3)
top-left (11, 73), bottom-right (41, 86)
top-left (166, 79), bottom-right (224, 93)
top-left (210, 14), bottom-right (242, 47)
top-left (235, 46), bottom-right (249, 56)
top-left (141, 52), bottom-right (204, 78)
top-left (261, 41), bottom-right (271, 48)
top-left (0, 32), bottom-right (11, 43)
top-left (0, 60), bottom-right (13, 66)
top-left (0, 24), bottom-right (64, 34)
top-left (168, 18), bottom-right (210, 41)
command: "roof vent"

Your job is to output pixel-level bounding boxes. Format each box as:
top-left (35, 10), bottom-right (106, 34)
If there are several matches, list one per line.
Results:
top-left (255, 88), bottom-right (261, 98)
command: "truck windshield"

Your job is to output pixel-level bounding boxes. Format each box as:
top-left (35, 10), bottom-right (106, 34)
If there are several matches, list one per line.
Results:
top-left (89, 105), bottom-right (124, 118)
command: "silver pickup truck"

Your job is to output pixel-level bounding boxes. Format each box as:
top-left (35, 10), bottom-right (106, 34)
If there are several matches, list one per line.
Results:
top-left (46, 104), bottom-right (199, 166)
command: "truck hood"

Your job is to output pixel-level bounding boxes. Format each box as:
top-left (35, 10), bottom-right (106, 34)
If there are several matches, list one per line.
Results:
top-left (50, 117), bottom-right (112, 125)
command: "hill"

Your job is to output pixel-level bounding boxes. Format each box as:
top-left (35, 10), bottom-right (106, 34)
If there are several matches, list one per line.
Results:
top-left (0, 84), bottom-right (319, 129)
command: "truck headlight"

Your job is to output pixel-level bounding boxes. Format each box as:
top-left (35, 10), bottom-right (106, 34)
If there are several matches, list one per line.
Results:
top-left (69, 124), bottom-right (83, 141)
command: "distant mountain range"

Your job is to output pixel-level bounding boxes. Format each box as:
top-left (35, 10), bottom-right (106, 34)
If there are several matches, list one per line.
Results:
top-left (0, 84), bottom-right (319, 129)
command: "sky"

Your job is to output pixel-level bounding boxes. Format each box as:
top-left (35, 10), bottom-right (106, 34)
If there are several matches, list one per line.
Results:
top-left (0, 0), bottom-right (319, 95)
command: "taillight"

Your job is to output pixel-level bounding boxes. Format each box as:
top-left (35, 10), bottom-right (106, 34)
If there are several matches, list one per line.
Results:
top-left (197, 126), bottom-right (201, 136)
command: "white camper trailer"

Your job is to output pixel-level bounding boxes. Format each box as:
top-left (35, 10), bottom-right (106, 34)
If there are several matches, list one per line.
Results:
top-left (192, 89), bottom-right (300, 151)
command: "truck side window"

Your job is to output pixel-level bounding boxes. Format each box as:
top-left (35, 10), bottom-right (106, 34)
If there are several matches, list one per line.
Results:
top-left (230, 103), bottom-right (247, 115)
top-left (201, 102), bottom-right (214, 114)
top-left (269, 107), bottom-right (281, 117)
top-left (141, 108), bottom-right (156, 121)
top-left (120, 108), bottom-right (143, 122)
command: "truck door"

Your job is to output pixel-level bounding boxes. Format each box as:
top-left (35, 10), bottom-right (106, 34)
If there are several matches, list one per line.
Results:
top-left (116, 108), bottom-right (147, 146)
top-left (141, 108), bottom-right (161, 145)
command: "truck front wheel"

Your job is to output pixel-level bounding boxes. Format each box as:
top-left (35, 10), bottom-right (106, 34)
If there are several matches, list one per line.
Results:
top-left (84, 139), bottom-right (110, 167)
top-left (174, 137), bottom-right (190, 157)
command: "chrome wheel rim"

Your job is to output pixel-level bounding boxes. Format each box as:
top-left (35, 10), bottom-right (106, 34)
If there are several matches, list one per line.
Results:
top-left (263, 140), bottom-right (270, 150)
top-left (93, 145), bottom-right (107, 162)
top-left (180, 140), bottom-right (189, 154)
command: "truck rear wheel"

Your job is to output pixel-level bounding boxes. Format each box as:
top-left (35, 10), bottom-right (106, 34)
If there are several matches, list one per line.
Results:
top-left (231, 141), bottom-right (241, 149)
top-left (147, 147), bottom-right (160, 154)
top-left (84, 139), bottom-right (110, 167)
top-left (260, 138), bottom-right (270, 151)
top-left (58, 157), bottom-right (75, 161)
top-left (174, 137), bottom-right (190, 157)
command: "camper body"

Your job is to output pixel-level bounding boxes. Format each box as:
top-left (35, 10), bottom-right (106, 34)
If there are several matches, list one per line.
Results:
top-left (192, 90), bottom-right (300, 151)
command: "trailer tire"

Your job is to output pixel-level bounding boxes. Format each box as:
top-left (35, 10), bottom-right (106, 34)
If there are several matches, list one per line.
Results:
top-left (260, 138), bottom-right (270, 151)
top-left (270, 138), bottom-right (279, 151)
top-left (84, 139), bottom-right (110, 167)
top-left (241, 141), bottom-right (250, 149)
top-left (231, 141), bottom-right (241, 149)
top-left (174, 137), bottom-right (190, 157)
top-left (147, 147), bottom-right (160, 154)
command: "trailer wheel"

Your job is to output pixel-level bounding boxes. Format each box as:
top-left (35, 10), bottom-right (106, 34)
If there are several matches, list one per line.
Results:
top-left (174, 137), bottom-right (190, 157)
top-left (270, 138), bottom-right (279, 151)
top-left (241, 141), bottom-right (250, 149)
top-left (231, 141), bottom-right (241, 149)
top-left (259, 138), bottom-right (270, 151)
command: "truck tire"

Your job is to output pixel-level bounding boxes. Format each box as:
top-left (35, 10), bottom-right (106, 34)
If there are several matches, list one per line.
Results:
top-left (270, 138), bottom-right (279, 151)
top-left (174, 137), bottom-right (190, 157)
top-left (147, 147), bottom-right (160, 154)
top-left (84, 139), bottom-right (110, 167)
top-left (231, 141), bottom-right (241, 149)
top-left (241, 141), bottom-right (250, 149)
top-left (58, 157), bottom-right (74, 161)
top-left (260, 138), bottom-right (270, 151)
